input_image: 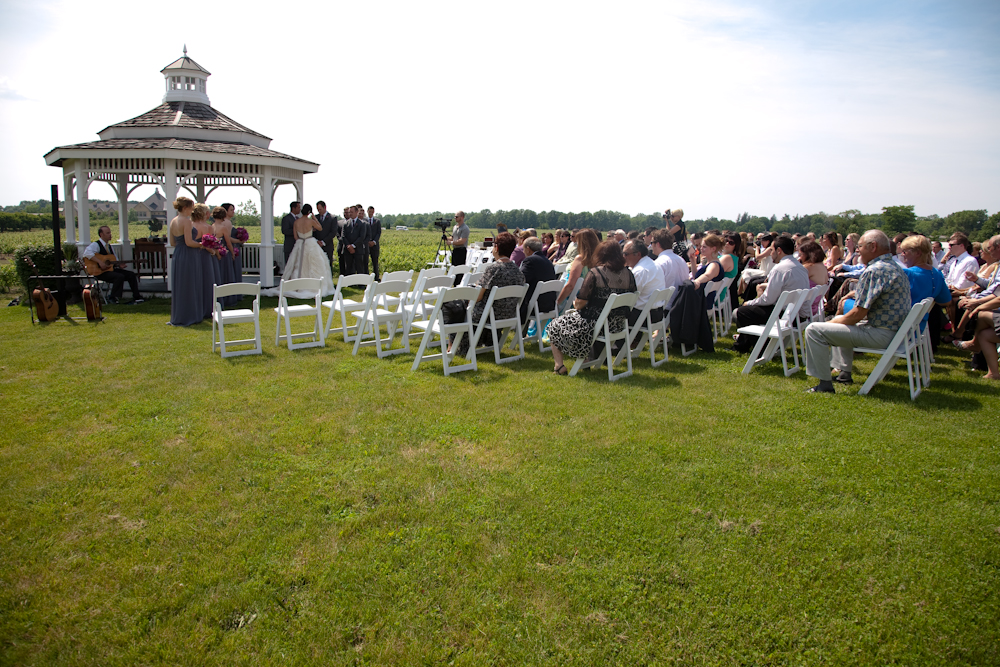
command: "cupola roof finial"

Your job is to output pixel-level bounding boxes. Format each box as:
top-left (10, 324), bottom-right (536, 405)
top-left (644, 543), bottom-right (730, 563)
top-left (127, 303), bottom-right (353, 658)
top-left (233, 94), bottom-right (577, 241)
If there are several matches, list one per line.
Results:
top-left (183, 44), bottom-right (187, 56)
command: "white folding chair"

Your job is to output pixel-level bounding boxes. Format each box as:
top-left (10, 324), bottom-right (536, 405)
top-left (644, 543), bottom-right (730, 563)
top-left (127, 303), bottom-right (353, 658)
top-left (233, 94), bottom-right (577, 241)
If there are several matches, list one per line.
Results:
top-left (351, 279), bottom-right (412, 358)
top-left (460, 266), bottom-right (480, 286)
top-left (708, 276), bottom-right (733, 340)
top-left (448, 264), bottom-right (475, 284)
top-left (421, 267), bottom-right (447, 281)
top-left (793, 284), bottom-right (829, 361)
top-left (681, 280), bottom-right (725, 357)
top-left (410, 286), bottom-right (481, 375)
top-left (553, 263), bottom-right (568, 276)
top-left (376, 270), bottom-right (414, 310)
top-left (212, 282), bottom-right (262, 357)
top-left (322, 273), bottom-right (374, 343)
top-left (738, 288), bottom-right (809, 376)
top-left (427, 249), bottom-right (451, 268)
top-left (467, 284), bottom-right (528, 364)
top-left (568, 292), bottom-right (639, 381)
top-left (274, 277), bottom-right (325, 350)
top-left (402, 275), bottom-right (454, 334)
top-left (523, 278), bottom-right (564, 352)
top-left (629, 286), bottom-right (676, 367)
top-left (855, 298), bottom-right (933, 400)
top-left (559, 277), bottom-right (584, 315)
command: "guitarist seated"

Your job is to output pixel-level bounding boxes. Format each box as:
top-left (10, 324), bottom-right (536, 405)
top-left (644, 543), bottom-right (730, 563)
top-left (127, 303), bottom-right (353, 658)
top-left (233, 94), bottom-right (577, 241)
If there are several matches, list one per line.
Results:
top-left (82, 226), bottom-right (142, 305)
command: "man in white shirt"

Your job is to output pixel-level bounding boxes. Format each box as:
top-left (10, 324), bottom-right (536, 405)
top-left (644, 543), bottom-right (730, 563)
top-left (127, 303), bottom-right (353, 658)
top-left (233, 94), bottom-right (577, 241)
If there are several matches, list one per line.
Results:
top-left (945, 233), bottom-right (980, 292)
top-left (732, 235), bottom-right (810, 352)
top-left (82, 225), bottom-right (142, 304)
top-left (624, 240), bottom-right (666, 327)
top-left (651, 229), bottom-right (689, 290)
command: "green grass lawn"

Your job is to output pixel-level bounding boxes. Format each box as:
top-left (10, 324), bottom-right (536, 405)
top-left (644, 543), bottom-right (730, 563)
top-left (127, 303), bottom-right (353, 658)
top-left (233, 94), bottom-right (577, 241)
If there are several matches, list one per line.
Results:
top-left (1, 293), bottom-right (998, 665)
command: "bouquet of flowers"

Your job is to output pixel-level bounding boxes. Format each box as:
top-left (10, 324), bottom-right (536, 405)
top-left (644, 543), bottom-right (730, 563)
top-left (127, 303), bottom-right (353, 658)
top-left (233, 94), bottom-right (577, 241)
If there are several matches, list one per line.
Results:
top-left (234, 227), bottom-right (250, 243)
top-left (200, 233), bottom-right (227, 257)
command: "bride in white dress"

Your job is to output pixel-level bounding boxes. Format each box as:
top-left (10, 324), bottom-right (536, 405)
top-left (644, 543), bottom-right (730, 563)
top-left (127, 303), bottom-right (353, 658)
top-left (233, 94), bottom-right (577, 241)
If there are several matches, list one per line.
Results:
top-left (277, 203), bottom-right (335, 296)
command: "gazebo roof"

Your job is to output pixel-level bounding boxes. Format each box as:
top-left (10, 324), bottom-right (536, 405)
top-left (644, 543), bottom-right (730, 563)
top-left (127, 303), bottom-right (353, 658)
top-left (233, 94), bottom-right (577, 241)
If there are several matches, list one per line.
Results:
top-left (99, 102), bottom-right (270, 140)
top-left (160, 55), bottom-right (210, 75)
top-left (44, 137), bottom-right (314, 166)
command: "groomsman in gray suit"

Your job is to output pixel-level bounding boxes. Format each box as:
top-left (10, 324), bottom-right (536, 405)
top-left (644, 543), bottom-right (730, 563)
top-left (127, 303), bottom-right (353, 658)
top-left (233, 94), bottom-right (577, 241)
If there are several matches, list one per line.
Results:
top-left (281, 201), bottom-right (301, 265)
top-left (366, 205), bottom-right (382, 279)
top-left (314, 200), bottom-right (336, 267)
top-left (341, 205), bottom-right (367, 275)
top-left (337, 206), bottom-right (350, 275)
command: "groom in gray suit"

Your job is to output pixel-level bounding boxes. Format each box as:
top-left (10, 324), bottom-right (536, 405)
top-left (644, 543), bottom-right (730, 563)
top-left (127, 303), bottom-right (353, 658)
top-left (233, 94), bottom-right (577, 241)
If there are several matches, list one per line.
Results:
top-left (314, 200), bottom-right (336, 267)
top-left (281, 201), bottom-right (301, 264)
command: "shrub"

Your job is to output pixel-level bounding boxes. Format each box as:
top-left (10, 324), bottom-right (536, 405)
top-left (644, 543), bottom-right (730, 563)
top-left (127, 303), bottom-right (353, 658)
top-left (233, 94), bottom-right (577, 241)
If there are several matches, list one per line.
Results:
top-left (14, 245), bottom-right (61, 290)
top-left (0, 264), bottom-right (17, 292)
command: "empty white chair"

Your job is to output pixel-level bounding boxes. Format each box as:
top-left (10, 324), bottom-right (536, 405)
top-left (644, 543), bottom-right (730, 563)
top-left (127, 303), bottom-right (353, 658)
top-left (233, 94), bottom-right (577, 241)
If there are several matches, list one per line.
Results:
top-left (523, 279), bottom-right (564, 352)
top-left (274, 277), bottom-right (325, 350)
top-left (322, 273), bottom-right (374, 343)
top-left (351, 279), bottom-right (412, 358)
top-left (403, 275), bottom-right (455, 329)
top-left (212, 282), bottom-right (262, 357)
top-left (376, 270), bottom-right (414, 310)
top-left (855, 298), bottom-right (933, 400)
top-left (792, 284), bottom-right (829, 361)
top-left (448, 264), bottom-right (475, 283)
top-left (467, 284), bottom-right (528, 364)
top-left (629, 286), bottom-right (676, 367)
top-left (737, 288), bottom-right (809, 376)
top-left (567, 291), bottom-right (639, 381)
top-left (553, 263), bottom-right (568, 277)
top-left (708, 276), bottom-right (734, 340)
top-left (410, 286), bottom-right (481, 375)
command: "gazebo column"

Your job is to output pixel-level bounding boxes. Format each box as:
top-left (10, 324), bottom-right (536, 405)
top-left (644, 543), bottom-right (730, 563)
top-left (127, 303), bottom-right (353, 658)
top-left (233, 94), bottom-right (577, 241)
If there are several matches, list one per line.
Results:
top-left (260, 167), bottom-right (275, 288)
top-left (163, 160), bottom-right (178, 292)
top-left (196, 174), bottom-right (205, 203)
top-left (294, 180), bottom-right (303, 206)
top-left (116, 172), bottom-right (132, 260)
top-left (75, 161), bottom-right (91, 254)
top-left (63, 168), bottom-right (76, 244)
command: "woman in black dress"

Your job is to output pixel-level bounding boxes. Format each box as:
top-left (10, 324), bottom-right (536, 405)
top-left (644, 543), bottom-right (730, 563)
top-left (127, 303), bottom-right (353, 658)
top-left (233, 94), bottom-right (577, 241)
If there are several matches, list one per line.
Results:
top-left (547, 240), bottom-right (637, 375)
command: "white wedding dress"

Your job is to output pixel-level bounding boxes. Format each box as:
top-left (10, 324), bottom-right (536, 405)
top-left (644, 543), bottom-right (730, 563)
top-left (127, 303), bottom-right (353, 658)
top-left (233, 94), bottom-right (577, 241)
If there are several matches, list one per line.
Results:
top-left (264, 229), bottom-right (335, 297)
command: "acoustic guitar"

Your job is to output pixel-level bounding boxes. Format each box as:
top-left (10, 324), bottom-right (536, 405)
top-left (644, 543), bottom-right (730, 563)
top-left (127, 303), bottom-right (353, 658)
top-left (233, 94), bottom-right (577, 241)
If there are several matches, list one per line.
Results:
top-left (25, 258), bottom-right (58, 322)
top-left (84, 252), bottom-right (122, 276)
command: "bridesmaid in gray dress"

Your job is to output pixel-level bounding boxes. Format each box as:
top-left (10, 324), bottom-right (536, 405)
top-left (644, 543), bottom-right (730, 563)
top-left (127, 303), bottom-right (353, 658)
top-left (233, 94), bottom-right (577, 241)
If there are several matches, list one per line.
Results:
top-left (168, 197), bottom-right (216, 326)
top-left (191, 204), bottom-right (221, 321)
top-left (211, 205), bottom-right (238, 306)
top-left (223, 203), bottom-right (244, 283)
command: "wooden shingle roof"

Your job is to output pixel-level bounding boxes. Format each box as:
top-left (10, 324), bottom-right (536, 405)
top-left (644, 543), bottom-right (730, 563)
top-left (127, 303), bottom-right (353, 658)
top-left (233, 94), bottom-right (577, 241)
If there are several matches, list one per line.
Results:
top-left (100, 102), bottom-right (270, 140)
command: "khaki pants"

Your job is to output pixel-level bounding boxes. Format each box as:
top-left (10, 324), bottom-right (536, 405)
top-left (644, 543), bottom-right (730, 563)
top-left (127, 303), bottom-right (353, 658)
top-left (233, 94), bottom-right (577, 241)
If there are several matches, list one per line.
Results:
top-left (804, 321), bottom-right (897, 381)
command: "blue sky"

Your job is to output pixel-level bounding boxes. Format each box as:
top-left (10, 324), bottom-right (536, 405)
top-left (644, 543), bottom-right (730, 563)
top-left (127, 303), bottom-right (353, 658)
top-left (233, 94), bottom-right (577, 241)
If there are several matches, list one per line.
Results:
top-left (0, 0), bottom-right (997, 221)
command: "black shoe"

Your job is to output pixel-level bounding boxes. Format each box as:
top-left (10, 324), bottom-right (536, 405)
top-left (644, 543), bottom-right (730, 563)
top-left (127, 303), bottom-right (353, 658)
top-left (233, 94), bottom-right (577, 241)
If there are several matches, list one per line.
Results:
top-left (132, 298), bottom-right (145, 305)
top-left (833, 372), bottom-right (853, 384)
top-left (107, 297), bottom-right (120, 305)
top-left (807, 384), bottom-right (835, 394)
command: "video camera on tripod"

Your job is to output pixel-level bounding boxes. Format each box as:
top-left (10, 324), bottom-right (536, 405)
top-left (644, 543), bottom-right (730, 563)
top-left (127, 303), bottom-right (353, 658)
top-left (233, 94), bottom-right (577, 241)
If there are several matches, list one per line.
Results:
top-left (433, 217), bottom-right (450, 233)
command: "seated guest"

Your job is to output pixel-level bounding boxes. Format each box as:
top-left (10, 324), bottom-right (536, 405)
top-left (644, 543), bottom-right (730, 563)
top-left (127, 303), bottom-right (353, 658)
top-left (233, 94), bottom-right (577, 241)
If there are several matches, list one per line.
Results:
top-left (623, 239), bottom-right (666, 327)
top-left (931, 241), bottom-right (946, 268)
top-left (454, 232), bottom-right (525, 354)
top-left (948, 234), bottom-right (1000, 340)
top-left (82, 225), bottom-right (142, 305)
top-left (820, 232), bottom-right (842, 274)
top-left (692, 234), bottom-right (726, 299)
top-left (945, 233), bottom-right (980, 293)
top-left (519, 237), bottom-right (557, 325)
top-left (548, 229), bottom-right (570, 262)
top-left (732, 235), bottom-right (810, 352)
top-left (510, 230), bottom-right (531, 267)
top-left (899, 234), bottom-right (951, 335)
top-left (798, 240), bottom-right (830, 315)
top-left (804, 230), bottom-right (911, 392)
top-left (555, 229), bottom-right (580, 266)
top-left (953, 292), bottom-right (1000, 379)
top-left (651, 229), bottom-right (689, 290)
top-left (739, 232), bottom-right (776, 300)
top-left (614, 230), bottom-right (627, 245)
top-left (541, 232), bottom-right (554, 255)
top-left (555, 229), bottom-right (599, 309)
top-left (547, 240), bottom-right (637, 375)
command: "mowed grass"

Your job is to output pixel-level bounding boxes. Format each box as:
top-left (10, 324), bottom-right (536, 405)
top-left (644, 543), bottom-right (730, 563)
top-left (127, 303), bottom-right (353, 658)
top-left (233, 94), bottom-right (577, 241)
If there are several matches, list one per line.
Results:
top-left (0, 292), bottom-right (998, 665)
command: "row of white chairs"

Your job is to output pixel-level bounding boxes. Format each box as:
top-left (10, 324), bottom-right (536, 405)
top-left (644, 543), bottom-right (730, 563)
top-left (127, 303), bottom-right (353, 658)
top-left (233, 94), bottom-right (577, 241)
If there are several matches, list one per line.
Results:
top-left (213, 272), bottom-right (931, 397)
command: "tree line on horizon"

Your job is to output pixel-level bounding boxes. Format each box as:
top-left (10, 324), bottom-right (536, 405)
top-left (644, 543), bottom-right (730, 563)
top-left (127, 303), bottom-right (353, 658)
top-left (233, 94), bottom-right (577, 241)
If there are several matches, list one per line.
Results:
top-left (3, 200), bottom-right (998, 242)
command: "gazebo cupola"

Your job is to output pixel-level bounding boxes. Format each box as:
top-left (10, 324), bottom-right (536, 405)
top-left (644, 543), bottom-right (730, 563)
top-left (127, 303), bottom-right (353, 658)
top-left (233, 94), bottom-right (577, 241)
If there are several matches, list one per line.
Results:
top-left (161, 45), bottom-right (211, 105)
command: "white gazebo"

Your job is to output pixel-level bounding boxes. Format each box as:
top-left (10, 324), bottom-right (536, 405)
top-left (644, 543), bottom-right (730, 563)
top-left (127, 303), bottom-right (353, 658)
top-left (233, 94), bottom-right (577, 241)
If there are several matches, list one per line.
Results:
top-left (44, 48), bottom-right (318, 288)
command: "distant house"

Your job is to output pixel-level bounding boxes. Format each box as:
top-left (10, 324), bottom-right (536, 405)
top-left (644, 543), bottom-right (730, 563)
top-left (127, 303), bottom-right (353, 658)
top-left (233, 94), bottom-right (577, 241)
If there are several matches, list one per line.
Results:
top-left (143, 190), bottom-right (168, 222)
